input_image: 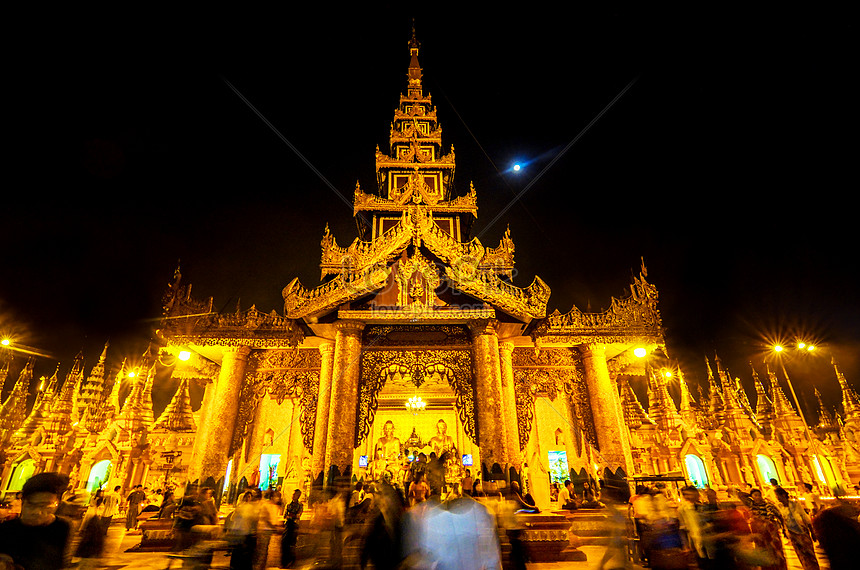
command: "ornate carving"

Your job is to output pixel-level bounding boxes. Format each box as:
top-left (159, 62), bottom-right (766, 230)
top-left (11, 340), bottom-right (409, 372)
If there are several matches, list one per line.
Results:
top-left (511, 348), bottom-right (597, 451)
top-left (362, 325), bottom-right (471, 347)
top-left (303, 205), bottom-right (546, 321)
top-left (230, 349), bottom-right (322, 456)
top-left (532, 263), bottom-right (662, 344)
top-left (357, 349), bottom-right (476, 447)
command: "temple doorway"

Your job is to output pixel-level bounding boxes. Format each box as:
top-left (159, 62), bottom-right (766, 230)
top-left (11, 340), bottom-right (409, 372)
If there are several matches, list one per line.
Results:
top-left (354, 354), bottom-right (479, 491)
top-left (756, 454), bottom-right (779, 484)
top-left (684, 454), bottom-right (709, 488)
top-left (86, 459), bottom-right (112, 493)
top-left (5, 458), bottom-right (36, 495)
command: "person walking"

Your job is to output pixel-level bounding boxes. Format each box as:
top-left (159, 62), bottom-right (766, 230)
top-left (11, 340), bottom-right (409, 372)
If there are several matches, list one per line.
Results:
top-left (100, 485), bottom-right (121, 535)
top-left (124, 485), bottom-right (146, 531)
top-left (775, 487), bottom-right (819, 570)
top-left (741, 488), bottom-right (787, 570)
top-left (281, 489), bottom-right (303, 569)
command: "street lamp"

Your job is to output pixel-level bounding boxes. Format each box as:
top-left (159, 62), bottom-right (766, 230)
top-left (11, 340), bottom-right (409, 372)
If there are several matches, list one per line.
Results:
top-left (771, 343), bottom-right (829, 489)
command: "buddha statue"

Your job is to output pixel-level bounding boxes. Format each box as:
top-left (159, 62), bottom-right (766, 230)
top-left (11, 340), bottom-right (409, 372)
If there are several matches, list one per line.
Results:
top-left (374, 420), bottom-right (403, 467)
top-left (429, 419), bottom-right (456, 458)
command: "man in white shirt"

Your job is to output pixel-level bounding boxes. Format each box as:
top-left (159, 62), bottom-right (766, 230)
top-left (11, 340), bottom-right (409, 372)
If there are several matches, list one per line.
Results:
top-left (100, 486), bottom-right (122, 535)
top-left (558, 480), bottom-right (577, 510)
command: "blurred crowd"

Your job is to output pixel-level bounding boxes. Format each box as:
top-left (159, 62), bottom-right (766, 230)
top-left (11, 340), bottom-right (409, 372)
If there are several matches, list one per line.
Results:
top-left (0, 467), bottom-right (542, 569)
top-left (3, 470), bottom-right (860, 570)
top-left (626, 479), bottom-right (860, 570)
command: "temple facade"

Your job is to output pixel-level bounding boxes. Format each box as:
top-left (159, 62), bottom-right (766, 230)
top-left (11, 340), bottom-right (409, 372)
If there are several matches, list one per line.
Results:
top-left (2, 31), bottom-right (859, 506)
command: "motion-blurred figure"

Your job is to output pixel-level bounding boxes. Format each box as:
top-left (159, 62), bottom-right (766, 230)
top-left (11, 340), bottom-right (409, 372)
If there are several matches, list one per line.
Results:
top-left (360, 482), bottom-right (405, 570)
top-left (403, 491), bottom-right (501, 570)
top-left (0, 472), bottom-right (72, 570)
top-left (775, 487), bottom-right (818, 570)
top-left (742, 488), bottom-right (787, 570)
top-left (812, 496), bottom-right (860, 570)
top-left (101, 485), bottom-right (121, 534)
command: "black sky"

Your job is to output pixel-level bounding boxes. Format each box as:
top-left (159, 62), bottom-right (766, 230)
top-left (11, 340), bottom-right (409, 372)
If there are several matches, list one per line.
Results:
top-left (3, 8), bottom-right (858, 419)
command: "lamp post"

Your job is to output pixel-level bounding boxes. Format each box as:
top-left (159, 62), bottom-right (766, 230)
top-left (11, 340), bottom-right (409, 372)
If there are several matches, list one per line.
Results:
top-left (772, 343), bottom-right (829, 490)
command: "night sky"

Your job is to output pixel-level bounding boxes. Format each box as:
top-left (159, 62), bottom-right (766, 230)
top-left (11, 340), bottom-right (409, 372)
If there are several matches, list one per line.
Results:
top-left (3, 9), bottom-right (858, 420)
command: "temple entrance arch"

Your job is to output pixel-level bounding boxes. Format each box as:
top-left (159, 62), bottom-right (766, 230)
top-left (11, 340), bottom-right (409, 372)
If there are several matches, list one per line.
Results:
top-left (684, 454), bottom-right (709, 488)
top-left (756, 454), bottom-right (779, 484)
top-left (356, 347), bottom-right (478, 485)
top-left (5, 458), bottom-right (36, 494)
top-left (86, 459), bottom-right (112, 493)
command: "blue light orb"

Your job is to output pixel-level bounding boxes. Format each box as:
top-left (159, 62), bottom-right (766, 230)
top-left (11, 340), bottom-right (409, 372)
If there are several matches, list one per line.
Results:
top-left (513, 164), bottom-right (521, 172)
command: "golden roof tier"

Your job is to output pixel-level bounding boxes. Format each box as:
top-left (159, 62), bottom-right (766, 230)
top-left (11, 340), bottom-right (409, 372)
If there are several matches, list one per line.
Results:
top-left (358, 26), bottom-right (471, 230)
top-left (531, 261), bottom-right (662, 346)
top-left (283, 31), bottom-right (546, 327)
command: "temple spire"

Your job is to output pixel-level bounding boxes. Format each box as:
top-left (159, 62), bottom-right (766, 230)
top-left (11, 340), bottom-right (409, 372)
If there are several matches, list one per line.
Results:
top-left (706, 356), bottom-right (724, 417)
top-left (766, 363), bottom-right (798, 418)
top-left (407, 21), bottom-right (423, 96)
top-left (76, 342), bottom-right (110, 432)
top-left (0, 359), bottom-right (34, 444)
top-left (620, 376), bottom-right (654, 429)
top-left (752, 363), bottom-right (775, 434)
top-left (677, 369), bottom-right (697, 426)
top-left (154, 377), bottom-right (196, 432)
top-left (833, 357), bottom-right (860, 422)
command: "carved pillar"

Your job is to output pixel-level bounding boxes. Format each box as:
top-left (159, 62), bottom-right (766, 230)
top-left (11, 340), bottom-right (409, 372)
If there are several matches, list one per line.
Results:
top-left (312, 343), bottom-right (335, 481)
top-left (499, 342), bottom-right (522, 469)
top-left (580, 343), bottom-right (633, 476)
top-left (324, 321), bottom-right (364, 483)
top-left (194, 346), bottom-right (250, 484)
top-left (470, 320), bottom-right (506, 475)
top-left (186, 378), bottom-right (215, 484)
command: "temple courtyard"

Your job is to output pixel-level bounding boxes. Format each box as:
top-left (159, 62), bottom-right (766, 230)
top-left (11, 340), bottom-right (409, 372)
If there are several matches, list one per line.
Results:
top-left (82, 521), bottom-right (825, 570)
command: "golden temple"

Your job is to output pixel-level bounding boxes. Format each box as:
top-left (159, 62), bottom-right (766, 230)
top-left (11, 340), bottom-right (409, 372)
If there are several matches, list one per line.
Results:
top-left (1, 28), bottom-right (859, 513)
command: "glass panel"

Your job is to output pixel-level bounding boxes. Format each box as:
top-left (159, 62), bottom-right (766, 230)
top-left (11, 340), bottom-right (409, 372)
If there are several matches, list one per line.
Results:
top-left (6, 459), bottom-right (36, 492)
top-left (684, 455), bottom-right (709, 488)
top-left (259, 454), bottom-right (281, 491)
top-left (756, 454), bottom-right (779, 484)
top-left (87, 460), bottom-right (112, 493)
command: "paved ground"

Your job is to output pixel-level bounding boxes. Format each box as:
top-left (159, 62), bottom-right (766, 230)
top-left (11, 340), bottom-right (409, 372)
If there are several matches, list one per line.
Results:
top-left (80, 525), bottom-right (626, 569)
top-left (82, 523), bottom-right (829, 569)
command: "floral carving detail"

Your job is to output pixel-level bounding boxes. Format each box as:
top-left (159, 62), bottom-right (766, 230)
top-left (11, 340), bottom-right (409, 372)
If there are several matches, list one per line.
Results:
top-left (511, 348), bottom-right (597, 452)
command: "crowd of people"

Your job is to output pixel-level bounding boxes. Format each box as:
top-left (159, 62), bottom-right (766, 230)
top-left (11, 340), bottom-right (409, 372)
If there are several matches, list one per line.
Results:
top-left (3, 468), bottom-right (860, 570)
top-left (625, 479), bottom-right (860, 570)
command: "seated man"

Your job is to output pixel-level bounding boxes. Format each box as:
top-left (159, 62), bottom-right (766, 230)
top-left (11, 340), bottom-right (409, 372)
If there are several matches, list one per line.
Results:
top-left (557, 480), bottom-right (579, 510)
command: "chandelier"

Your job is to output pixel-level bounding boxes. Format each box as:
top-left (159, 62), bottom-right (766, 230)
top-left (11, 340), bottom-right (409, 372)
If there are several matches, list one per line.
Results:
top-left (405, 395), bottom-right (426, 412)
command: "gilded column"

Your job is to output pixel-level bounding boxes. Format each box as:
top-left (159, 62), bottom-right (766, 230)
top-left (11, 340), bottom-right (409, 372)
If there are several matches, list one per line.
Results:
top-left (470, 320), bottom-right (505, 475)
top-left (580, 343), bottom-right (633, 476)
top-left (324, 321), bottom-right (364, 483)
top-left (186, 378), bottom-right (215, 484)
top-left (197, 346), bottom-right (250, 484)
top-left (499, 342), bottom-right (522, 470)
top-left (311, 342), bottom-right (335, 482)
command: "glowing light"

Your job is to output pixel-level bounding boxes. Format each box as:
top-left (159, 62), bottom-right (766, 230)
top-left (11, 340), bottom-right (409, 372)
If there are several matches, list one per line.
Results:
top-left (178, 350), bottom-right (192, 361)
top-left (806, 344), bottom-right (816, 352)
top-left (405, 396), bottom-right (426, 412)
top-left (128, 371), bottom-right (136, 378)
top-left (773, 345), bottom-right (784, 353)
top-left (513, 164), bottom-right (521, 172)
top-left (663, 370), bottom-right (673, 378)
top-left (812, 456), bottom-right (827, 484)
top-left (797, 342), bottom-right (806, 349)
top-left (634, 347), bottom-right (647, 358)
top-left (1, 339), bottom-right (9, 346)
